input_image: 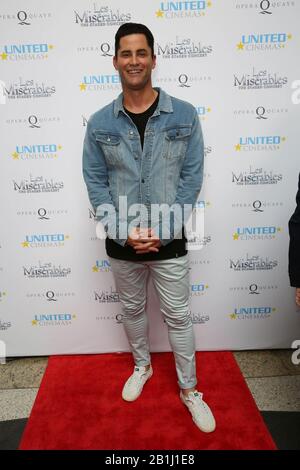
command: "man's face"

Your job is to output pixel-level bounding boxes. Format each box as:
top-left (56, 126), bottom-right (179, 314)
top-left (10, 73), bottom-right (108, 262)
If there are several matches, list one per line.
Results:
top-left (113, 33), bottom-right (156, 91)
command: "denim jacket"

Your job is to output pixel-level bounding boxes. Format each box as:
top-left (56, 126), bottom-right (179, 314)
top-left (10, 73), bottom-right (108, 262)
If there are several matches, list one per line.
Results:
top-left (82, 87), bottom-right (204, 246)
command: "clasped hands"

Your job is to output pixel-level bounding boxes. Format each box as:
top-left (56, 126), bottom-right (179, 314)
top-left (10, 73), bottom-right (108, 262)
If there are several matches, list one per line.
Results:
top-left (126, 227), bottom-right (161, 254)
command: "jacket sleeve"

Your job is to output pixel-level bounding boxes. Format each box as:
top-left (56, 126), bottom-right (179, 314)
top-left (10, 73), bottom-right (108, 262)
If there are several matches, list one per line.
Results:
top-left (288, 173), bottom-right (300, 287)
top-left (159, 109), bottom-right (204, 246)
top-left (82, 118), bottom-right (126, 247)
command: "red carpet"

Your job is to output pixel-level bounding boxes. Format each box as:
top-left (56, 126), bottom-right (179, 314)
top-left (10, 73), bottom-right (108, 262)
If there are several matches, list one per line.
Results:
top-left (19, 352), bottom-right (276, 450)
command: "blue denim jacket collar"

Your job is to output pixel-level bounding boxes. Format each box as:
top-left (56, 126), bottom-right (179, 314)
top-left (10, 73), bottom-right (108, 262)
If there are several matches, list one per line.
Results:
top-left (113, 87), bottom-right (173, 118)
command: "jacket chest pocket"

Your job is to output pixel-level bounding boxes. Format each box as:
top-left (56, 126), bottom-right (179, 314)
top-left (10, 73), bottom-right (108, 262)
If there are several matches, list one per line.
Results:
top-left (94, 131), bottom-right (121, 165)
top-left (163, 126), bottom-right (192, 159)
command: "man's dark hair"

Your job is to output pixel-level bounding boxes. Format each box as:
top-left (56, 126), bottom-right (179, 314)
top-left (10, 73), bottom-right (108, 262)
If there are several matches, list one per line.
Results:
top-left (114, 23), bottom-right (155, 58)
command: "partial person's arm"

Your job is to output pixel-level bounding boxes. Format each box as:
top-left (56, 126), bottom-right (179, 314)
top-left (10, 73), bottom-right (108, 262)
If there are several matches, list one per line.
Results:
top-left (82, 119), bottom-right (126, 246)
top-left (288, 173), bottom-right (300, 304)
top-left (158, 109), bottom-right (204, 246)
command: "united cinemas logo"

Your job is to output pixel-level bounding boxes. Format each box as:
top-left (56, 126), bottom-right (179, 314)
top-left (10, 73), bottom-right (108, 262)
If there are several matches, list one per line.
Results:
top-left (230, 254), bottom-right (278, 271)
top-left (0, 10), bottom-right (52, 25)
top-left (233, 226), bottom-right (282, 241)
top-left (0, 319), bottom-right (12, 331)
top-left (194, 200), bottom-right (210, 210)
top-left (13, 175), bottom-right (64, 193)
top-left (236, 33), bottom-right (292, 51)
top-left (6, 115), bottom-right (61, 128)
top-left (232, 167), bottom-right (283, 185)
top-left (21, 234), bottom-right (70, 248)
top-left (1, 43), bottom-right (54, 61)
top-left (196, 106), bottom-right (211, 120)
top-left (74, 4), bottom-right (131, 27)
top-left (233, 106), bottom-right (288, 119)
top-left (94, 288), bottom-right (120, 303)
top-left (11, 144), bottom-right (62, 160)
top-left (234, 135), bottom-right (285, 152)
top-left (234, 67), bottom-right (288, 90)
top-left (92, 259), bottom-right (111, 272)
top-left (229, 306), bottom-right (276, 320)
top-left (155, 1), bottom-right (210, 19)
top-left (4, 78), bottom-right (56, 99)
top-left (23, 262), bottom-right (71, 279)
top-left (156, 36), bottom-right (213, 58)
top-left (79, 75), bottom-right (121, 92)
top-left (190, 283), bottom-right (209, 296)
top-left (31, 314), bottom-right (76, 327)
top-left (235, 1), bottom-right (296, 15)
top-left (77, 42), bottom-right (113, 56)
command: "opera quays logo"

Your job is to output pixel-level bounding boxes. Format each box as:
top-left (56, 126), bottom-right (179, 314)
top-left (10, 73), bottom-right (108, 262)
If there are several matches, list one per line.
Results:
top-left (234, 135), bottom-right (286, 152)
top-left (233, 105), bottom-right (289, 120)
top-left (6, 115), bottom-right (61, 129)
top-left (234, 67), bottom-right (288, 90)
top-left (232, 167), bottom-right (283, 186)
top-left (232, 200), bottom-right (284, 213)
top-left (31, 314), bottom-right (76, 327)
top-left (235, 1), bottom-right (296, 15)
top-left (156, 73), bottom-right (211, 88)
top-left (79, 74), bottom-right (121, 92)
top-left (229, 306), bottom-right (276, 321)
top-left (0, 43), bottom-right (54, 61)
top-left (5, 78), bottom-right (56, 100)
top-left (0, 10), bottom-right (52, 25)
top-left (21, 234), bottom-right (70, 248)
top-left (155, 1), bottom-right (211, 19)
top-left (74, 4), bottom-right (131, 27)
top-left (10, 144), bottom-right (62, 160)
top-left (156, 36), bottom-right (213, 59)
top-left (232, 226), bottom-right (282, 241)
top-left (77, 42), bottom-right (113, 57)
top-left (236, 33), bottom-right (292, 51)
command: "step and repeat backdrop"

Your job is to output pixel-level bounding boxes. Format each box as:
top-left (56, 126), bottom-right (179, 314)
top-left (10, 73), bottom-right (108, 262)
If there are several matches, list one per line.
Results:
top-left (1, 0), bottom-right (300, 356)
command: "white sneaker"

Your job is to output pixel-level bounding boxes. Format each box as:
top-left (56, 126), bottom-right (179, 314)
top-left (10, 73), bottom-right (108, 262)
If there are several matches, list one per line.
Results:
top-left (122, 365), bottom-right (153, 402)
top-left (180, 390), bottom-right (216, 433)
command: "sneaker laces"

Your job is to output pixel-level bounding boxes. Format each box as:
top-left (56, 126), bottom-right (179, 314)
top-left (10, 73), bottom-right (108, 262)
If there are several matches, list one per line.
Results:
top-left (127, 367), bottom-right (147, 387)
top-left (187, 392), bottom-right (211, 416)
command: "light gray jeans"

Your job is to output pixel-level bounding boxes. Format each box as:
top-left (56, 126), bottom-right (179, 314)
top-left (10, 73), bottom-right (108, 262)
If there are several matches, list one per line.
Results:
top-left (109, 254), bottom-right (197, 390)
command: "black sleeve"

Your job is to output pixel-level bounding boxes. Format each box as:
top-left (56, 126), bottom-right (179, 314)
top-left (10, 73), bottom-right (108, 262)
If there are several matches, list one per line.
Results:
top-left (288, 173), bottom-right (300, 287)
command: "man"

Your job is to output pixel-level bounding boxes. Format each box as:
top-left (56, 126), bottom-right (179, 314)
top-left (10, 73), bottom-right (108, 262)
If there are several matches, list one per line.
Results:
top-left (289, 173), bottom-right (300, 306)
top-left (82, 23), bottom-right (216, 433)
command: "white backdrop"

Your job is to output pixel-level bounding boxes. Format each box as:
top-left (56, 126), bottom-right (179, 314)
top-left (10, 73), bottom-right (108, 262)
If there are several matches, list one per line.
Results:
top-left (1, 0), bottom-right (300, 356)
